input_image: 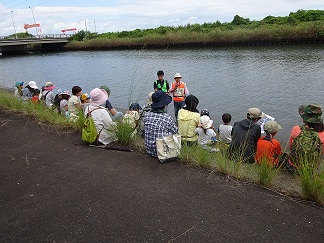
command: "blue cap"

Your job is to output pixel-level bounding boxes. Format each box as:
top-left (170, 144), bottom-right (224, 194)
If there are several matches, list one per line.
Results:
top-left (15, 81), bottom-right (24, 87)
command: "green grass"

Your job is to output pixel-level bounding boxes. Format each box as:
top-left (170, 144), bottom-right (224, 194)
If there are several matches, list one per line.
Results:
top-left (0, 90), bottom-right (78, 130)
top-left (296, 157), bottom-right (324, 204)
top-left (255, 158), bottom-right (279, 187)
top-left (115, 119), bottom-right (136, 145)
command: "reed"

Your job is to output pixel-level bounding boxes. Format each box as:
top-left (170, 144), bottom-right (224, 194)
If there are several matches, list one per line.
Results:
top-left (255, 158), bottom-right (279, 187)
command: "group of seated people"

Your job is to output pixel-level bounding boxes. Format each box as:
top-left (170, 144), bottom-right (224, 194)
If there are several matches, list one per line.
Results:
top-left (14, 79), bottom-right (324, 171)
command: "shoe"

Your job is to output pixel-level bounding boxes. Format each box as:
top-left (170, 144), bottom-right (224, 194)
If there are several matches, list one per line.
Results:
top-left (210, 148), bottom-right (220, 153)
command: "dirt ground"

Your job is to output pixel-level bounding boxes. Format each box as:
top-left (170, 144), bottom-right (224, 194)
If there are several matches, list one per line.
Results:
top-left (1, 109), bottom-right (324, 242)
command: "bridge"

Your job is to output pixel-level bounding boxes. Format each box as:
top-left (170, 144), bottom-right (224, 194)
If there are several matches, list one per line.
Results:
top-left (0, 35), bottom-right (71, 55)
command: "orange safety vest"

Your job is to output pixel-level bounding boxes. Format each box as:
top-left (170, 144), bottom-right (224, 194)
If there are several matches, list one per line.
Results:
top-left (171, 81), bottom-right (186, 102)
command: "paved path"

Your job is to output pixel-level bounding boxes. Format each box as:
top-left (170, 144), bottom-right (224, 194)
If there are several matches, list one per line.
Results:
top-left (0, 109), bottom-right (323, 242)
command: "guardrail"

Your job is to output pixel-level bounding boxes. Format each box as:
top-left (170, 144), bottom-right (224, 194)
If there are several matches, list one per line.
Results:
top-left (0, 34), bottom-right (73, 39)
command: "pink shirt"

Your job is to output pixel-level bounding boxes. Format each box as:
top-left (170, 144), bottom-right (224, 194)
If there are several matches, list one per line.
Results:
top-left (289, 125), bottom-right (324, 152)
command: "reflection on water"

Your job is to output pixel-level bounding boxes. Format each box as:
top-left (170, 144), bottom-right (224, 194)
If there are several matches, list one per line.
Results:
top-left (1, 45), bottom-right (323, 143)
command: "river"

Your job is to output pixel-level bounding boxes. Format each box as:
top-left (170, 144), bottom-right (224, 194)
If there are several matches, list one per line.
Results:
top-left (1, 45), bottom-right (323, 144)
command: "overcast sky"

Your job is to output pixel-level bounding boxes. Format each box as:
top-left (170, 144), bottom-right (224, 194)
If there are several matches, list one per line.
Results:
top-left (0, 0), bottom-right (323, 36)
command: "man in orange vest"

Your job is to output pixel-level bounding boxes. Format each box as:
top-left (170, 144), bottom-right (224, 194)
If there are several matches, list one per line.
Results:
top-left (169, 73), bottom-right (189, 120)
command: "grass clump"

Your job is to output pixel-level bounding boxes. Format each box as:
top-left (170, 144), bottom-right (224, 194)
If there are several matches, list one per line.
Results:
top-left (296, 158), bottom-right (324, 204)
top-left (255, 158), bottom-right (279, 187)
top-left (115, 119), bottom-right (136, 145)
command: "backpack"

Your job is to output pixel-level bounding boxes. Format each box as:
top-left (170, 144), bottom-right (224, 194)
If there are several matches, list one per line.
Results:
top-left (82, 107), bottom-right (103, 144)
top-left (290, 125), bottom-right (323, 166)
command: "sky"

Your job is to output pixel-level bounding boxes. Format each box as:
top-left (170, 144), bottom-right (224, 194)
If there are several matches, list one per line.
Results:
top-left (0, 0), bottom-right (323, 36)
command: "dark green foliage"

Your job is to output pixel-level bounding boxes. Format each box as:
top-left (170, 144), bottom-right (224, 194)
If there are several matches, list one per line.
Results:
top-left (6, 32), bottom-right (34, 39)
top-left (70, 30), bottom-right (98, 41)
top-left (231, 15), bottom-right (250, 25)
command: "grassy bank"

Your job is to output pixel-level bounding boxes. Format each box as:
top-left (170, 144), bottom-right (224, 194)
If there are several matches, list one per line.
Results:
top-left (1, 90), bottom-right (323, 205)
top-left (66, 10), bottom-right (324, 50)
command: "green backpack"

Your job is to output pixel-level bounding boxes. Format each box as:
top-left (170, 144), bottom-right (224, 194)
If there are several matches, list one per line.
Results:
top-left (82, 108), bottom-right (102, 144)
top-left (290, 125), bottom-right (323, 166)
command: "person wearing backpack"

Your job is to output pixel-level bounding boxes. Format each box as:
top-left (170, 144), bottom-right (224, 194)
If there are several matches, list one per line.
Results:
top-left (289, 104), bottom-right (324, 169)
top-left (83, 88), bottom-right (117, 145)
top-left (42, 82), bottom-right (56, 108)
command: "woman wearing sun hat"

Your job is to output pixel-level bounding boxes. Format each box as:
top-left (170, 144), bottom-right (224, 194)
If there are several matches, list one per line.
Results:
top-left (42, 82), bottom-right (56, 108)
top-left (22, 81), bottom-right (38, 100)
top-left (84, 88), bottom-right (117, 145)
top-left (144, 90), bottom-right (177, 158)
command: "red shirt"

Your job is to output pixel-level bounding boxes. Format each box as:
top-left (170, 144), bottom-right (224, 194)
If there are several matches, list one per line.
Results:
top-left (255, 136), bottom-right (282, 166)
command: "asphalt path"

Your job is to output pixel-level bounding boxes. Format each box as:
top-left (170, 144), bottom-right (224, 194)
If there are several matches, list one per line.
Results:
top-left (0, 109), bottom-right (324, 243)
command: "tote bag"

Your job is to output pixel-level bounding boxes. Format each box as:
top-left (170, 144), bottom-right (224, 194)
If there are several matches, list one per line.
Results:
top-left (156, 134), bottom-right (181, 163)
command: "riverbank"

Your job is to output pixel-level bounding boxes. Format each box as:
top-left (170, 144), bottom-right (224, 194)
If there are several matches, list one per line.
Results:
top-left (2, 89), bottom-right (324, 205)
top-left (1, 109), bottom-right (324, 242)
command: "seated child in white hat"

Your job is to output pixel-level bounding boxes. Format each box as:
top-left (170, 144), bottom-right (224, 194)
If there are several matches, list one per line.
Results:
top-left (195, 115), bottom-right (218, 152)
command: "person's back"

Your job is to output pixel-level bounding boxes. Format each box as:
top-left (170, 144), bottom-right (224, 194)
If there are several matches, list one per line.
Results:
top-left (195, 116), bottom-right (217, 149)
top-left (123, 103), bottom-right (141, 129)
top-left (228, 108), bottom-right (264, 163)
top-left (144, 91), bottom-right (177, 158)
top-left (177, 95), bottom-right (200, 144)
top-left (219, 113), bottom-right (232, 144)
top-left (84, 88), bottom-right (117, 145)
top-left (255, 121), bottom-right (282, 166)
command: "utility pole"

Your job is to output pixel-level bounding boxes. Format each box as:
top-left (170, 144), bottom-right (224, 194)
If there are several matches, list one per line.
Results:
top-left (29, 6), bottom-right (38, 36)
top-left (85, 20), bottom-right (88, 31)
top-left (94, 19), bottom-right (96, 32)
top-left (10, 11), bottom-right (18, 39)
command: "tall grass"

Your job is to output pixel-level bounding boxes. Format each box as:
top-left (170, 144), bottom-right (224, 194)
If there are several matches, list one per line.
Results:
top-left (67, 21), bottom-right (324, 50)
top-left (115, 119), bottom-right (136, 145)
top-left (0, 91), bottom-right (77, 130)
top-left (296, 157), bottom-right (324, 204)
top-left (255, 158), bottom-right (279, 187)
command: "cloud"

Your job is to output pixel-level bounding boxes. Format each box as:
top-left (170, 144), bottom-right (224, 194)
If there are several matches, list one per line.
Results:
top-left (0, 0), bottom-right (323, 36)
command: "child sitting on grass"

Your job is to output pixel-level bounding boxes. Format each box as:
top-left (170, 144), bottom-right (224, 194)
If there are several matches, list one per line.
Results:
top-left (31, 89), bottom-right (40, 103)
top-left (59, 91), bottom-right (71, 117)
top-left (218, 113), bottom-right (233, 144)
top-left (81, 93), bottom-right (91, 112)
top-left (195, 115), bottom-right (218, 152)
top-left (255, 120), bottom-right (286, 167)
top-left (123, 102), bottom-right (141, 136)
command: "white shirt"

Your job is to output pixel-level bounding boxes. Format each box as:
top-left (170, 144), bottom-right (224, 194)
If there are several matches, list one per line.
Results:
top-left (218, 124), bottom-right (233, 144)
top-left (43, 90), bottom-right (55, 108)
top-left (84, 105), bottom-right (117, 145)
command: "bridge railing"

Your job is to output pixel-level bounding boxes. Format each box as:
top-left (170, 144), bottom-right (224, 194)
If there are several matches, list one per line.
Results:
top-left (0, 34), bottom-right (73, 40)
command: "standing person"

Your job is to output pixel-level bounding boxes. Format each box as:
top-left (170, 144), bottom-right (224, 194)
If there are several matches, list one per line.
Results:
top-left (84, 88), bottom-right (117, 146)
top-left (22, 81), bottom-right (38, 101)
top-left (42, 82), bottom-right (56, 108)
top-left (154, 70), bottom-right (169, 93)
top-left (177, 94), bottom-right (200, 145)
top-left (218, 113), bottom-right (233, 144)
top-left (68, 86), bottom-right (82, 122)
top-left (100, 85), bottom-right (123, 121)
top-left (228, 107), bottom-right (264, 163)
top-left (169, 73), bottom-right (189, 120)
top-left (14, 81), bottom-right (24, 98)
top-left (144, 90), bottom-right (177, 158)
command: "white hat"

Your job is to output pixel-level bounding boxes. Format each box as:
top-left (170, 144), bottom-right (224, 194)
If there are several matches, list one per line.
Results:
top-left (174, 73), bottom-right (182, 78)
top-left (28, 81), bottom-right (38, 89)
top-left (199, 115), bottom-right (213, 129)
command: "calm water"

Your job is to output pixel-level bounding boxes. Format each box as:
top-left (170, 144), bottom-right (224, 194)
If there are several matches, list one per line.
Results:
top-left (1, 46), bottom-right (324, 143)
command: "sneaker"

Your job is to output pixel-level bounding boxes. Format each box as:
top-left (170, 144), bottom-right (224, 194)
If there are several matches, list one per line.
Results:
top-left (210, 148), bottom-right (220, 153)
